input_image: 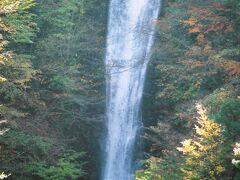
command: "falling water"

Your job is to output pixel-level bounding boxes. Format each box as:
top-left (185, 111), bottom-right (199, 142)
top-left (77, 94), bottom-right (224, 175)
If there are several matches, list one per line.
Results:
top-left (103, 0), bottom-right (161, 180)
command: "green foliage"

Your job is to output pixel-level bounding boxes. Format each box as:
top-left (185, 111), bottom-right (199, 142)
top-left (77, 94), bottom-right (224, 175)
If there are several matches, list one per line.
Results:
top-left (0, 0), bottom-right (103, 179)
top-left (0, 84), bottom-right (22, 103)
top-left (0, 0), bottom-right (38, 104)
top-left (204, 88), bottom-right (232, 113)
top-left (142, 1), bottom-right (240, 179)
top-left (216, 99), bottom-right (240, 136)
top-left (1, 129), bottom-right (54, 158)
top-left (25, 150), bottom-right (86, 180)
top-left (139, 105), bottom-right (226, 180)
top-left (0, 127), bottom-right (57, 179)
top-left (155, 64), bottom-right (201, 105)
top-left (49, 75), bottom-right (74, 93)
top-left (4, 12), bottom-right (37, 43)
top-left (203, 81), bottom-right (240, 138)
top-left (0, 105), bottom-right (25, 118)
top-left (136, 155), bottom-right (182, 180)
top-left (136, 158), bottom-right (162, 180)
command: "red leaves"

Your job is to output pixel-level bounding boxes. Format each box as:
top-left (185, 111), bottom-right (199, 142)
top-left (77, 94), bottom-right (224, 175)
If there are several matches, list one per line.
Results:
top-left (225, 25), bottom-right (234, 33)
top-left (182, 2), bottom-right (235, 47)
top-left (212, 3), bottom-right (225, 11)
top-left (227, 64), bottom-right (240, 76)
top-left (205, 22), bottom-right (225, 33)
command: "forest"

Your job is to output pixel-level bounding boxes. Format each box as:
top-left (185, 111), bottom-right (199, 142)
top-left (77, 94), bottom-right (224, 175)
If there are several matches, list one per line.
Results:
top-left (0, 0), bottom-right (240, 180)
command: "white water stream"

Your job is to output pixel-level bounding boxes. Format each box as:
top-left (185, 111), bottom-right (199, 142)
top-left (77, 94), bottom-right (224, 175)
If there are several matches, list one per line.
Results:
top-left (103, 1), bottom-right (161, 179)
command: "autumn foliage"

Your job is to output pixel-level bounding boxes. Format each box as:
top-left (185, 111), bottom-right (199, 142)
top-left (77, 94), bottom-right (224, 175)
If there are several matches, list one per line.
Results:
top-left (177, 104), bottom-right (225, 179)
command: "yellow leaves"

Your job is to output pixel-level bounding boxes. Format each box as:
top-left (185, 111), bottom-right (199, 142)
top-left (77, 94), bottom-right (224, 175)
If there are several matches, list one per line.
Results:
top-left (195, 104), bottom-right (222, 139)
top-left (0, 76), bottom-right (7, 83)
top-left (182, 17), bottom-right (197, 26)
top-left (0, 172), bottom-right (11, 179)
top-left (177, 139), bottom-right (193, 155)
top-left (0, 0), bottom-right (20, 14)
top-left (203, 44), bottom-right (212, 53)
top-left (189, 26), bottom-right (201, 33)
top-left (194, 81), bottom-right (201, 88)
top-left (0, 1), bottom-right (36, 70)
top-left (0, 56), bottom-right (7, 65)
top-left (232, 142), bottom-right (240, 168)
top-left (182, 170), bottom-right (199, 180)
top-left (0, 0), bottom-right (35, 16)
top-left (196, 33), bottom-right (204, 44)
top-left (0, 2), bottom-right (12, 66)
top-left (181, 17), bottom-right (202, 34)
top-left (177, 104), bottom-right (224, 179)
top-left (0, 40), bottom-right (10, 62)
top-left (216, 165), bottom-right (225, 173)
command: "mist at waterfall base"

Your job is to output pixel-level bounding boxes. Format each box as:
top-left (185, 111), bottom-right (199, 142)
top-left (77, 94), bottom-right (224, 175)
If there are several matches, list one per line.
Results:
top-left (102, 0), bottom-right (161, 180)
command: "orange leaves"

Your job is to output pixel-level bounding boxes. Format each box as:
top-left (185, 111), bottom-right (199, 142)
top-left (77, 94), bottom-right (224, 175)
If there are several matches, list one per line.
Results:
top-left (225, 25), bottom-right (234, 33)
top-left (227, 63), bottom-right (240, 77)
top-left (182, 17), bottom-right (197, 26)
top-left (180, 60), bottom-right (205, 68)
top-left (188, 7), bottom-right (213, 20)
top-left (212, 3), bottom-right (225, 11)
top-left (181, 17), bottom-right (202, 34)
top-left (205, 22), bottom-right (225, 33)
top-left (180, 2), bottom-right (235, 58)
top-left (210, 57), bottom-right (240, 78)
top-left (189, 26), bottom-right (201, 33)
top-left (183, 3), bottom-right (234, 38)
top-left (183, 13), bottom-right (228, 35)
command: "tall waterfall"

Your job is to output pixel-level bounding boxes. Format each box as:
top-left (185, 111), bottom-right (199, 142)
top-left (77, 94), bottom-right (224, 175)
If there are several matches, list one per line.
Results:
top-left (103, 0), bottom-right (161, 180)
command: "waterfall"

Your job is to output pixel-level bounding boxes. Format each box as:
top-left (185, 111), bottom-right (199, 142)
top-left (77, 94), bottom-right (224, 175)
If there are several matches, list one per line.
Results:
top-left (103, 0), bottom-right (161, 179)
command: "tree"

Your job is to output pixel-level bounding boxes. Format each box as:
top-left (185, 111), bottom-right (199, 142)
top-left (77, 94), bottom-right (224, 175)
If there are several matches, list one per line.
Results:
top-left (177, 104), bottom-right (225, 179)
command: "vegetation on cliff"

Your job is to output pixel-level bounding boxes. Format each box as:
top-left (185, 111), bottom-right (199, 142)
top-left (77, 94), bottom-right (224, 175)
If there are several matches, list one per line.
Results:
top-left (0, 0), bottom-right (239, 179)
